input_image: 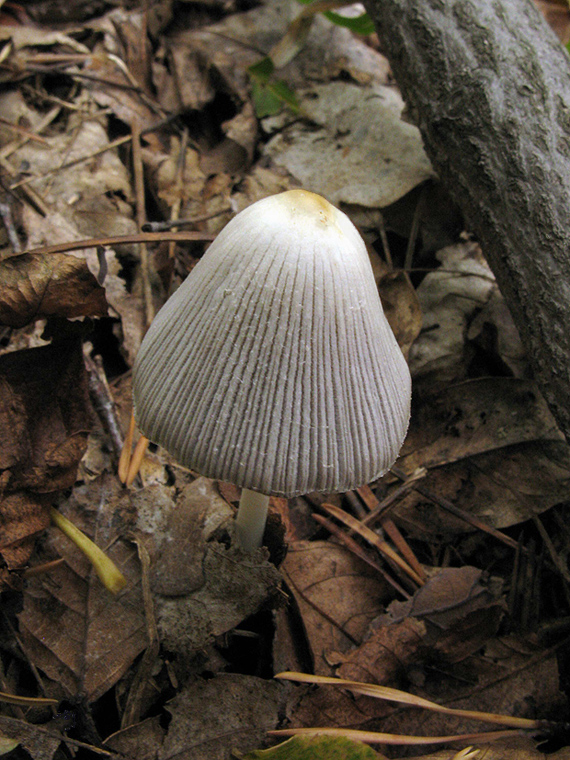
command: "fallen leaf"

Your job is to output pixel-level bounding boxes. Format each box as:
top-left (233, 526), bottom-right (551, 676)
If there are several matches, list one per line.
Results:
top-left (18, 475), bottom-right (147, 702)
top-left (0, 339), bottom-right (91, 572)
top-left (0, 716), bottom-right (60, 760)
top-left (393, 377), bottom-right (570, 532)
top-left (377, 263), bottom-right (422, 358)
top-left (136, 478), bottom-right (282, 654)
top-left (104, 716), bottom-right (165, 760)
top-left (283, 620), bottom-right (426, 733)
top-left (376, 639), bottom-right (564, 747)
top-left (264, 81), bottom-right (434, 208)
top-left (375, 567), bottom-right (505, 663)
top-left (467, 287), bottom-right (527, 378)
top-left (281, 541), bottom-right (392, 676)
top-left (0, 253), bottom-right (108, 328)
top-left (158, 674), bottom-right (285, 760)
top-left (22, 208), bottom-right (145, 366)
top-left (408, 241), bottom-right (496, 385)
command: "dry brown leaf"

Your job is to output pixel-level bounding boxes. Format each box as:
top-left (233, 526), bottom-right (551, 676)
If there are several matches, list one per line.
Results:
top-left (0, 253), bottom-right (108, 328)
top-left (18, 475), bottom-right (146, 702)
top-left (104, 716), bottom-right (165, 760)
top-left (287, 618), bottom-right (426, 731)
top-left (375, 567), bottom-right (505, 663)
top-left (135, 478), bottom-right (282, 654)
top-left (392, 377), bottom-right (570, 532)
top-left (158, 674), bottom-right (285, 760)
top-left (377, 264), bottom-right (422, 358)
top-left (0, 339), bottom-right (91, 572)
top-left (409, 241), bottom-right (497, 386)
top-left (376, 639), bottom-right (564, 746)
top-left (22, 208), bottom-right (145, 366)
top-left (334, 617), bottom-right (428, 687)
top-left (281, 541), bottom-right (392, 676)
top-left (0, 715), bottom-right (61, 760)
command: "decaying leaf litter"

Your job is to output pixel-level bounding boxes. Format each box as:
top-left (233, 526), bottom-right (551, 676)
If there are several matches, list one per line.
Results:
top-left (0, 0), bottom-right (570, 758)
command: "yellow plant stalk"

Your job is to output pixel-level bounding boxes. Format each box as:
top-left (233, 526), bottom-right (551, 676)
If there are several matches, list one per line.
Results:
top-left (275, 672), bottom-right (539, 729)
top-left (50, 508), bottom-right (127, 593)
top-left (0, 691), bottom-right (57, 707)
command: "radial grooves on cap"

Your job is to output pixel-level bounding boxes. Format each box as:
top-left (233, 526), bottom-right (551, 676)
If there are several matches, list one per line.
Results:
top-left (133, 195), bottom-right (411, 497)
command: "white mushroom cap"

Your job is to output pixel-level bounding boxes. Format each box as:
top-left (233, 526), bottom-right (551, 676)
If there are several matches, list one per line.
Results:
top-left (133, 190), bottom-right (411, 498)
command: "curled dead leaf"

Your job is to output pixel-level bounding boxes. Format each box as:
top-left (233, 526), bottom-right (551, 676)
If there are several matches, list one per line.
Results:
top-left (0, 252), bottom-right (108, 328)
top-left (0, 340), bottom-right (91, 575)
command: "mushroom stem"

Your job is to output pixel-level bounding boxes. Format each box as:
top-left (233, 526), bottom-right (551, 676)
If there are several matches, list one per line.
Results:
top-left (235, 489), bottom-right (270, 551)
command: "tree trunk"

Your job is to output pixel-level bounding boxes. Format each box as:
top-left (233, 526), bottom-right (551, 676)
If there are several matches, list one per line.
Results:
top-left (364, 0), bottom-right (570, 439)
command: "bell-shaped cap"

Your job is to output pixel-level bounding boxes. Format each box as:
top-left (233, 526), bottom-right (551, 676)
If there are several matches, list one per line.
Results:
top-left (133, 190), bottom-right (411, 497)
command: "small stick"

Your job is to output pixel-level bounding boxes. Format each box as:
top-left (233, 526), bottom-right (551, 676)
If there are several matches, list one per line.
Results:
top-left (357, 483), bottom-right (426, 581)
top-left (0, 155), bottom-right (49, 216)
top-left (142, 207), bottom-right (232, 232)
top-left (132, 120), bottom-right (154, 328)
top-left (9, 134), bottom-right (133, 190)
top-left (0, 104), bottom-right (61, 160)
top-left (381, 516), bottom-right (426, 583)
top-left (0, 117), bottom-right (49, 143)
top-left (322, 503), bottom-right (424, 586)
top-left (359, 470), bottom-right (426, 524)
top-left (23, 230), bottom-right (214, 257)
top-left (390, 466), bottom-right (520, 550)
top-left (85, 353), bottom-right (124, 459)
top-left (377, 211), bottom-right (393, 269)
top-left (313, 512), bottom-right (411, 598)
top-left (23, 559), bottom-right (65, 578)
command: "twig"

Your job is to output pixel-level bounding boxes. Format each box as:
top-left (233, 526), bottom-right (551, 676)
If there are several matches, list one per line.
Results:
top-left (0, 105), bottom-right (61, 160)
top-left (0, 118), bottom-right (48, 143)
top-left (9, 134), bottom-right (132, 190)
top-left (0, 155), bottom-right (49, 216)
top-left (142, 207), bottom-right (233, 231)
top-left (321, 503), bottom-right (423, 586)
top-left (390, 466), bottom-right (520, 551)
top-left (118, 413), bottom-right (136, 484)
top-left (84, 353), bottom-right (124, 459)
top-left (377, 211), bottom-right (393, 269)
top-left (359, 471), bottom-right (426, 525)
top-left (357, 483), bottom-right (426, 581)
top-left (403, 184), bottom-right (426, 271)
top-left (132, 120), bottom-right (154, 328)
top-left (312, 512), bottom-right (411, 598)
top-left (23, 231), bottom-right (214, 257)
top-left (120, 538), bottom-right (160, 728)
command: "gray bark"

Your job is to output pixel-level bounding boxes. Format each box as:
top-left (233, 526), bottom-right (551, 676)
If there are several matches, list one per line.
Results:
top-left (364, 0), bottom-right (570, 439)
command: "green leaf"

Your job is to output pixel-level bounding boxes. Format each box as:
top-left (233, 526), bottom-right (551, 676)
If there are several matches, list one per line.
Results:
top-left (248, 56), bottom-right (275, 84)
top-left (248, 58), bottom-right (301, 118)
top-left (0, 734), bottom-right (19, 756)
top-left (295, 0), bottom-right (375, 35)
top-left (250, 81), bottom-right (285, 118)
top-left (323, 10), bottom-right (376, 35)
top-left (241, 735), bottom-right (381, 760)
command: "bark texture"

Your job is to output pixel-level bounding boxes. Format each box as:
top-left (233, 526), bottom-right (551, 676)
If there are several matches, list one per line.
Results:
top-left (364, 0), bottom-right (570, 439)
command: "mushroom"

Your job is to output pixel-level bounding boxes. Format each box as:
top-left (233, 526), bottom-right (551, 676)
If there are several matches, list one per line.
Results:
top-left (133, 190), bottom-right (411, 551)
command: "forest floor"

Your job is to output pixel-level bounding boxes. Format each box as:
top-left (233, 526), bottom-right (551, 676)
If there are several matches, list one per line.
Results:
top-left (1, 1), bottom-right (570, 759)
